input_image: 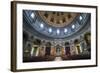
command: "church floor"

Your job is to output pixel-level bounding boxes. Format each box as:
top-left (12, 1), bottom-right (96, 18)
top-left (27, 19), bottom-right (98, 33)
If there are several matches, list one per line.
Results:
top-left (23, 54), bottom-right (91, 62)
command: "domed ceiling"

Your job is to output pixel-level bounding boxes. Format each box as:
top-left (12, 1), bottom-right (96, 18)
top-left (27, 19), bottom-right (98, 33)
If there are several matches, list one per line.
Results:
top-left (38, 11), bottom-right (79, 27)
top-left (23, 10), bottom-right (90, 39)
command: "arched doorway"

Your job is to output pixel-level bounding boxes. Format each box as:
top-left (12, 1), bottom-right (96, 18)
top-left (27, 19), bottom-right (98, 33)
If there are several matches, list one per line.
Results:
top-left (45, 42), bottom-right (51, 56)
